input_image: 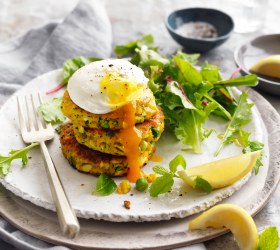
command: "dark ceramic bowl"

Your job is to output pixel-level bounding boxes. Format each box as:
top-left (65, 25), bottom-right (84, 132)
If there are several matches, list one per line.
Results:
top-left (165, 8), bottom-right (234, 53)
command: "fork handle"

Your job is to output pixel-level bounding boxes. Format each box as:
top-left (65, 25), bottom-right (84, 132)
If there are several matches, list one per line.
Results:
top-left (40, 141), bottom-right (80, 238)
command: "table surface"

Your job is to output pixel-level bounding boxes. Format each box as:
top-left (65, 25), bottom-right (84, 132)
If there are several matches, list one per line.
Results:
top-left (0, 0), bottom-right (280, 249)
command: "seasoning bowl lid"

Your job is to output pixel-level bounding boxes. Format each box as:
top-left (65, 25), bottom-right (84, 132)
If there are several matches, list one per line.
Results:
top-left (165, 8), bottom-right (234, 52)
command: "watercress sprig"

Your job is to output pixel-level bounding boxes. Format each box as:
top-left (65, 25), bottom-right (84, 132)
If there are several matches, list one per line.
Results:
top-left (149, 154), bottom-right (212, 197)
top-left (215, 91), bottom-right (254, 156)
top-left (0, 143), bottom-right (39, 176)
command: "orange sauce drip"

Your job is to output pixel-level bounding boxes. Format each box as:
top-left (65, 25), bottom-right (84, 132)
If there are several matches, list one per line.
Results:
top-left (151, 155), bottom-right (163, 162)
top-left (119, 102), bottom-right (142, 182)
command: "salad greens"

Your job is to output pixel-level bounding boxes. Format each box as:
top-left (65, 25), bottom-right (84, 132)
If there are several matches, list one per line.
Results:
top-left (38, 97), bottom-right (66, 124)
top-left (128, 40), bottom-right (258, 154)
top-left (0, 143), bottom-right (39, 176)
top-left (114, 34), bottom-right (157, 58)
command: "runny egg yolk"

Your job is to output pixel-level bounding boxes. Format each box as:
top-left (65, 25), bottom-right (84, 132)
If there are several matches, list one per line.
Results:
top-left (100, 72), bottom-right (144, 108)
top-left (118, 102), bottom-right (142, 182)
top-left (100, 73), bottom-right (144, 181)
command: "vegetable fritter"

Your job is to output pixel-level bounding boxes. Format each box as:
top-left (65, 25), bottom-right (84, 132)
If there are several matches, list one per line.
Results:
top-left (73, 107), bottom-right (164, 156)
top-left (61, 87), bottom-right (158, 130)
top-left (59, 123), bottom-right (156, 176)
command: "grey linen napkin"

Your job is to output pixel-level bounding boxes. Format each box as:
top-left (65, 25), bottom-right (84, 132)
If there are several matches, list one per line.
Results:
top-left (0, 0), bottom-right (112, 104)
top-left (0, 0), bottom-right (112, 249)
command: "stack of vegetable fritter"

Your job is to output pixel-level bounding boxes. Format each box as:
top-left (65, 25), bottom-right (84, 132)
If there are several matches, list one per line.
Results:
top-left (59, 59), bottom-right (164, 177)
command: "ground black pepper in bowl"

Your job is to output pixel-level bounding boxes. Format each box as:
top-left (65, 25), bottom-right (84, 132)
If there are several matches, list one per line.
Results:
top-left (175, 21), bottom-right (218, 39)
top-left (165, 8), bottom-right (234, 53)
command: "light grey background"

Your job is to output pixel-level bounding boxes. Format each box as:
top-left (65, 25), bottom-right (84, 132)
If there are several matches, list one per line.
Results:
top-left (0, 0), bottom-right (279, 249)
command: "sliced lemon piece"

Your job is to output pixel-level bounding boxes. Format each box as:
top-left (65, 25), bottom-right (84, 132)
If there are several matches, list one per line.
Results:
top-left (178, 151), bottom-right (260, 189)
top-left (189, 204), bottom-right (259, 250)
top-left (249, 55), bottom-right (280, 79)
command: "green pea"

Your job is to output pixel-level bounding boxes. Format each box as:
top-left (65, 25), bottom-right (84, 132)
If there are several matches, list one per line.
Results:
top-left (151, 127), bottom-right (160, 139)
top-left (139, 140), bottom-right (148, 151)
top-left (99, 119), bottom-right (109, 129)
top-left (136, 178), bottom-right (149, 192)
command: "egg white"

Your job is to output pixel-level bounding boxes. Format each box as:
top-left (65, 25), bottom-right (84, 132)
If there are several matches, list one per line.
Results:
top-left (67, 59), bottom-right (148, 114)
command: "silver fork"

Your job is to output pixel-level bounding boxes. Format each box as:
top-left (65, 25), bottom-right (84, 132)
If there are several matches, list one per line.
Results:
top-left (17, 93), bottom-right (80, 239)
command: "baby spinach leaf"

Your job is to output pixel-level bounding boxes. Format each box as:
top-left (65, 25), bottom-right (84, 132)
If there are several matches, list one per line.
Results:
top-left (63, 57), bottom-right (101, 83)
top-left (94, 173), bottom-right (117, 196)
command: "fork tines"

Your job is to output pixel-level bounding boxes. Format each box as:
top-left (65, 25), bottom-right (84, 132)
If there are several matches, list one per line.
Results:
top-left (17, 93), bottom-right (53, 136)
top-left (17, 93), bottom-right (42, 132)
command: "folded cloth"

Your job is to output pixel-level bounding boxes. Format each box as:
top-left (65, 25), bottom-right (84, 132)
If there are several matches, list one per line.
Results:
top-left (0, 0), bottom-right (112, 249)
top-left (0, 0), bottom-right (112, 85)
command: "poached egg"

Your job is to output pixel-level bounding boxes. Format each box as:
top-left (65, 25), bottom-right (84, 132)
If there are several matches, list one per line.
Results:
top-left (67, 59), bottom-right (148, 114)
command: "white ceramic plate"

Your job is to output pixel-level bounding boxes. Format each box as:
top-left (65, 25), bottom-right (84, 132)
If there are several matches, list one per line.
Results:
top-left (0, 69), bottom-right (268, 222)
top-left (0, 87), bottom-right (278, 250)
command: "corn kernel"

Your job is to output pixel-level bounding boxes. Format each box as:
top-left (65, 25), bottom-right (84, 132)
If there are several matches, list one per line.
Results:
top-left (117, 180), bottom-right (131, 194)
top-left (146, 173), bottom-right (157, 183)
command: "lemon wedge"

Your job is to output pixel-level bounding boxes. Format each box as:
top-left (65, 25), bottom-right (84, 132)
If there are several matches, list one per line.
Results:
top-left (249, 55), bottom-right (280, 79)
top-left (178, 151), bottom-right (260, 189)
top-left (189, 204), bottom-right (259, 250)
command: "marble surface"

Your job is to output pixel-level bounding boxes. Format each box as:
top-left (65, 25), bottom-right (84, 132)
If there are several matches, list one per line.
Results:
top-left (0, 0), bottom-right (280, 249)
